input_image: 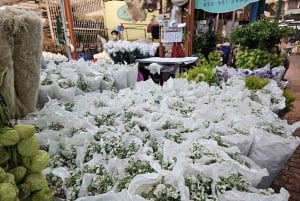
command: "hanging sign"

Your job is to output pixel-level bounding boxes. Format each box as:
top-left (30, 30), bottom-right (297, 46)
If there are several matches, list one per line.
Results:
top-left (195, 0), bottom-right (259, 13)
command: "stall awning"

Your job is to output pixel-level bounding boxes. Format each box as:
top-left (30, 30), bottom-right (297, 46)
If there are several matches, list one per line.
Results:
top-left (195, 0), bottom-right (259, 13)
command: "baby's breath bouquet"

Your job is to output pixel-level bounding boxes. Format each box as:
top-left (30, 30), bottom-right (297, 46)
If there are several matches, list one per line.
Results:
top-left (185, 173), bottom-right (216, 201)
top-left (140, 176), bottom-right (181, 201)
top-left (215, 172), bottom-right (250, 194)
top-left (117, 158), bottom-right (155, 191)
top-left (188, 142), bottom-right (223, 165)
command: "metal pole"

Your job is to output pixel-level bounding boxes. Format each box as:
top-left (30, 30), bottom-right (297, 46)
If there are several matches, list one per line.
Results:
top-left (63, 0), bottom-right (77, 60)
top-left (59, 0), bottom-right (71, 60)
top-left (64, 0), bottom-right (77, 60)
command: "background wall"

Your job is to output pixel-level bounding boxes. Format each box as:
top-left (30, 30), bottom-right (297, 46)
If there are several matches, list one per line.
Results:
top-left (104, 1), bottom-right (158, 41)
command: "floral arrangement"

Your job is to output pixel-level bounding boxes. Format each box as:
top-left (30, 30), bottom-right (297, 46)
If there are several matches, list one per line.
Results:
top-left (216, 172), bottom-right (250, 194)
top-left (42, 51), bottom-right (68, 62)
top-left (18, 74), bottom-right (300, 201)
top-left (104, 40), bottom-right (159, 64)
top-left (185, 173), bottom-right (216, 201)
top-left (38, 59), bottom-right (138, 106)
top-left (140, 176), bottom-right (181, 201)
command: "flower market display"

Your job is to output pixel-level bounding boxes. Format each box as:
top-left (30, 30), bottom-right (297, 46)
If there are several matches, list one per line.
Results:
top-left (17, 56), bottom-right (300, 200)
top-left (38, 59), bottom-right (138, 106)
top-left (230, 20), bottom-right (291, 69)
top-left (104, 40), bottom-right (159, 64)
top-left (43, 51), bottom-right (69, 63)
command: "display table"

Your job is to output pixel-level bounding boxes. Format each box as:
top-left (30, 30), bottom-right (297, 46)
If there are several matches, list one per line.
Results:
top-left (137, 57), bottom-right (198, 85)
top-left (137, 57), bottom-right (198, 65)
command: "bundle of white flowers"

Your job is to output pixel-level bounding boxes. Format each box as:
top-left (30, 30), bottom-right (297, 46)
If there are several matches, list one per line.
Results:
top-left (104, 40), bottom-right (159, 64)
top-left (38, 59), bottom-right (138, 105)
top-left (42, 51), bottom-right (68, 62)
top-left (19, 77), bottom-right (300, 201)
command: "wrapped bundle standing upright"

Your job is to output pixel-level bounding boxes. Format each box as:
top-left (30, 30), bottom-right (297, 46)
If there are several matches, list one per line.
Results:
top-left (0, 7), bottom-right (42, 118)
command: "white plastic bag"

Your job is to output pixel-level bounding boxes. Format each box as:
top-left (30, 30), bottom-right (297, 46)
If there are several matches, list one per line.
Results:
top-left (271, 66), bottom-right (286, 82)
top-left (53, 83), bottom-right (77, 101)
top-left (100, 74), bottom-right (115, 91)
top-left (75, 190), bottom-right (133, 201)
top-left (38, 84), bottom-right (54, 105)
top-left (127, 64), bottom-right (138, 87)
top-left (219, 187), bottom-right (289, 201)
top-left (112, 68), bottom-right (128, 90)
top-left (248, 128), bottom-right (300, 188)
top-left (85, 74), bottom-right (103, 92)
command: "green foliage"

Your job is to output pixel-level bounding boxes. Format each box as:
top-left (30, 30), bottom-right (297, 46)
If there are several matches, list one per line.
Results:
top-left (177, 51), bottom-right (220, 85)
top-left (24, 173), bottom-right (48, 192)
top-left (23, 150), bottom-right (50, 173)
top-left (234, 48), bottom-right (285, 69)
top-left (0, 147), bottom-right (10, 165)
top-left (283, 90), bottom-right (296, 113)
top-left (0, 182), bottom-right (18, 201)
top-left (17, 136), bottom-right (40, 157)
top-left (0, 127), bottom-right (20, 146)
top-left (30, 188), bottom-right (54, 201)
top-left (207, 50), bottom-right (222, 67)
top-left (244, 76), bottom-right (270, 90)
top-left (230, 20), bottom-right (291, 51)
top-left (14, 125), bottom-right (35, 140)
top-left (9, 166), bottom-right (26, 184)
top-left (194, 31), bottom-right (219, 56)
top-left (187, 64), bottom-right (219, 85)
top-left (0, 68), bottom-right (51, 200)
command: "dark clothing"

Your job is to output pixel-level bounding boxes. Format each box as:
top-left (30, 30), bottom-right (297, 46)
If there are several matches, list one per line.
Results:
top-left (41, 56), bottom-right (47, 69)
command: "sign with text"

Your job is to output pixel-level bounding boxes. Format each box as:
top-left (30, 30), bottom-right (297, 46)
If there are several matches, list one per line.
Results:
top-left (195, 0), bottom-right (259, 13)
top-left (161, 28), bottom-right (183, 43)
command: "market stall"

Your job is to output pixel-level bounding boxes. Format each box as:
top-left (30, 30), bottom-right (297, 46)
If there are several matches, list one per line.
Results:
top-left (137, 56), bottom-right (198, 84)
top-left (1, 2), bottom-right (300, 201)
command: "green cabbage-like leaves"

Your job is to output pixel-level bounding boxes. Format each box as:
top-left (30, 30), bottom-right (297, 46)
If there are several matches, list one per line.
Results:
top-left (0, 147), bottom-right (10, 164)
top-left (0, 127), bottom-right (20, 146)
top-left (18, 183), bottom-right (31, 200)
top-left (0, 167), bottom-right (5, 174)
top-left (0, 183), bottom-right (18, 201)
top-left (14, 125), bottom-right (35, 140)
top-left (9, 166), bottom-right (26, 184)
top-left (24, 173), bottom-right (48, 192)
top-left (31, 188), bottom-right (53, 201)
top-left (23, 150), bottom-right (50, 173)
top-left (17, 136), bottom-right (39, 157)
top-left (0, 172), bottom-right (15, 184)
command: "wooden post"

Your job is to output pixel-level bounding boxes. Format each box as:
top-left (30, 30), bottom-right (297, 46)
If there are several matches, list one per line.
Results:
top-left (45, 0), bottom-right (55, 41)
top-left (181, 0), bottom-right (195, 56)
top-left (63, 0), bottom-right (77, 60)
top-left (159, 0), bottom-right (165, 57)
top-left (187, 0), bottom-right (195, 56)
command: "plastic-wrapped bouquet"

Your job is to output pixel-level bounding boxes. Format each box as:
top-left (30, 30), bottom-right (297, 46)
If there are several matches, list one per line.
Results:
top-left (117, 158), bottom-right (155, 191)
top-left (140, 176), bottom-right (181, 201)
top-left (104, 40), bottom-right (159, 64)
top-left (185, 173), bottom-right (216, 201)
